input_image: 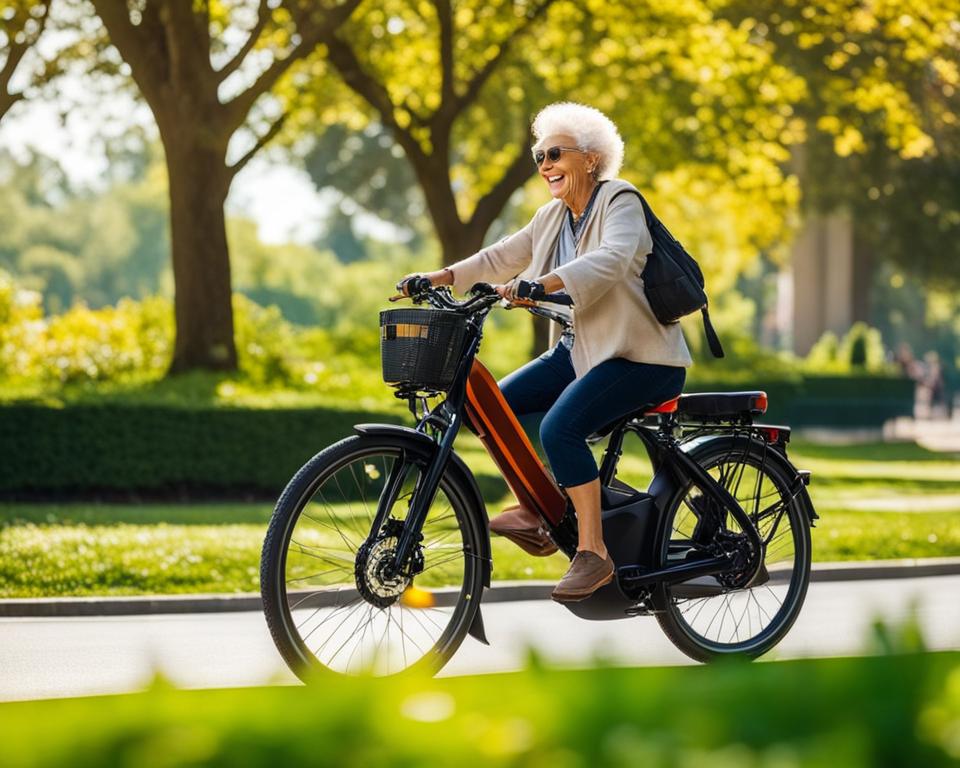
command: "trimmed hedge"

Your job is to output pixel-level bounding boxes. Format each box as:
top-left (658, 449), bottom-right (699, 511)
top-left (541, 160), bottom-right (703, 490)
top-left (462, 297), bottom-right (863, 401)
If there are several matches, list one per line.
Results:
top-left (688, 373), bottom-right (914, 427)
top-left (0, 373), bottom-right (912, 495)
top-left (0, 404), bottom-right (401, 496)
top-left (0, 653), bottom-right (957, 767)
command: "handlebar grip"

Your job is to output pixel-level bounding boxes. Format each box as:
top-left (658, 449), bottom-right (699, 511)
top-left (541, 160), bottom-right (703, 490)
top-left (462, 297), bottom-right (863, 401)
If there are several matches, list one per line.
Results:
top-left (398, 275), bottom-right (433, 295)
top-left (517, 280), bottom-right (573, 306)
top-left (542, 292), bottom-right (573, 306)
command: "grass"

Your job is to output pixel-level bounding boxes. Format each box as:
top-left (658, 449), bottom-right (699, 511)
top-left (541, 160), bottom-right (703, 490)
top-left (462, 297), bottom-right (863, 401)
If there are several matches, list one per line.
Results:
top-left (0, 652), bottom-right (958, 766)
top-left (1, 437), bottom-right (958, 598)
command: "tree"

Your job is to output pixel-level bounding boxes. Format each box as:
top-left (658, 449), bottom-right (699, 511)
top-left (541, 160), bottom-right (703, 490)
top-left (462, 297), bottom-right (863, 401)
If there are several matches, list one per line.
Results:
top-left (90, 0), bottom-right (361, 372)
top-left (0, 145), bottom-right (170, 310)
top-left (0, 0), bottom-right (55, 121)
top-left (292, 0), bottom-right (805, 276)
top-left (303, 121), bottom-right (429, 249)
top-left (718, 0), bottom-right (960, 285)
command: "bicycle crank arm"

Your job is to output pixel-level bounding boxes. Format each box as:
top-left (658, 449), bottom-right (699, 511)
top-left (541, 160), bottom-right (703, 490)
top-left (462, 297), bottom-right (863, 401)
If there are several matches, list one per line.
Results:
top-left (618, 555), bottom-right (733, 588)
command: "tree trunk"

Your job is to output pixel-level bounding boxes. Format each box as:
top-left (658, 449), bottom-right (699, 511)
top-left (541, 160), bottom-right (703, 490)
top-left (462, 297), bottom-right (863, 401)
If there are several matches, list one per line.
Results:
top-left (531, 315), bottom-right (551, 357)
top-left (436, 224), bottom-right (486, 269)
top-left (162, 133), bottom-right (237, 373)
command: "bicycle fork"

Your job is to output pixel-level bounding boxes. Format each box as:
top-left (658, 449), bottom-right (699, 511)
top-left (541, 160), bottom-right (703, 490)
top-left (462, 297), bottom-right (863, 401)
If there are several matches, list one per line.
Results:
top-left (388, 411), bottom-right (463, 578)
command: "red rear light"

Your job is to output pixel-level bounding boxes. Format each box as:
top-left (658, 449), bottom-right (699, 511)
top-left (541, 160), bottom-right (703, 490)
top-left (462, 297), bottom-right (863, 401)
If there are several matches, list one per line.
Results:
top-left (755, 392), bottom-right (768, 413)
top-left (647, 397), bottom-right (679, 414)
top-left (762, 427), bottom-right (779, 443)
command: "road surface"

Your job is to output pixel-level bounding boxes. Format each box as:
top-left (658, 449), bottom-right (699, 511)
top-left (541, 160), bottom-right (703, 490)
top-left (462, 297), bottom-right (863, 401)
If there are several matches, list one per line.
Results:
top-left (2, 575), bottom-right (958, 702)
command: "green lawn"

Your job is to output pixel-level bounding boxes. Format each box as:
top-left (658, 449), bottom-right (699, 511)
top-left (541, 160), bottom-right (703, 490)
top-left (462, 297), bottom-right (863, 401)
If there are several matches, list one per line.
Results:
top-left (1, 438), bottom-right (958, 598)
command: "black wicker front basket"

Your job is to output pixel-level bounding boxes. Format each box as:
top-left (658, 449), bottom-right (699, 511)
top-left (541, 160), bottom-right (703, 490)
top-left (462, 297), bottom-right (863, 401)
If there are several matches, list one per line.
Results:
top-left (380, 308), bottom-right (468, 391)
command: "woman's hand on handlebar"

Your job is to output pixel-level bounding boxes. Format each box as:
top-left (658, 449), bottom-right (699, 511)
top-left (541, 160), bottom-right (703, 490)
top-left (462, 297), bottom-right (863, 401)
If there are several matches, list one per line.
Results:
top-left (492, 278), bottom-right (523, 301)
top-left (495, 277), bottom-right (574, 307)
top-left (494, 279), bottom-right (548, 301)
top-left (397, 268), bottom-right (454, 296)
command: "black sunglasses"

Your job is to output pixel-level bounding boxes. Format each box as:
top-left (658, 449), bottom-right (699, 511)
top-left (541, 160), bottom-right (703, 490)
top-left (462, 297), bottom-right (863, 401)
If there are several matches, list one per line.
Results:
top-left (532, 145), bottom-right (585, 167)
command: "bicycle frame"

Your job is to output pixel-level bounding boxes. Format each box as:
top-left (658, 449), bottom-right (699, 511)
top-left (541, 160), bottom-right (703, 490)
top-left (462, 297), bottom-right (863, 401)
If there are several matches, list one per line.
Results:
top-left (385, 286), bottom-right (771, 605)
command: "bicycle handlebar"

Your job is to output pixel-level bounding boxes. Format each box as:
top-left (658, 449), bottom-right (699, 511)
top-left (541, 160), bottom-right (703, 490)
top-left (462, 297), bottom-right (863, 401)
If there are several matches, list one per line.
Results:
top-left (515, 279), bottom-right (573, 306)
top-left (394, 276), bottom-right (573, 310)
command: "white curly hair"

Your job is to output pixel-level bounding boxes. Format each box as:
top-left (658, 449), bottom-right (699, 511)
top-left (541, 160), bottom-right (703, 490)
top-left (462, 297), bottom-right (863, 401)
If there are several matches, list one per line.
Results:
top-left (531, 102), bottom-right (625, 181)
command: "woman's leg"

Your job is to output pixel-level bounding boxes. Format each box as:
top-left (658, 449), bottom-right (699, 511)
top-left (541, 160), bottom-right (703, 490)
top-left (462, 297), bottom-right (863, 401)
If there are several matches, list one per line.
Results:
top-left (498, 342), bottom-right (576, 419)
top-left (487, 343), bottom-right (576, 552)
top-left (542, 360), bottom-right (685, 599)
top-left (565, 478), bottom-right (605, 556)
top-left (541, 359), bottom-right (686, 499)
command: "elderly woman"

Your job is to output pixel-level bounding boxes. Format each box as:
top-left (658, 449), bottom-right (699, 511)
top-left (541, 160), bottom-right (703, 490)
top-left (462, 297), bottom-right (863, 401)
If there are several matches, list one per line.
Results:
top-left (404, 102), bottom-right (692, 601)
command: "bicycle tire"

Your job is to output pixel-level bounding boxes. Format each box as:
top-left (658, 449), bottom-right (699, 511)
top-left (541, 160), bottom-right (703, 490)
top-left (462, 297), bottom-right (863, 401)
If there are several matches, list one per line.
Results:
top-left (261, 433), bottom-right (486, 679)
top-left (653, 435), bottom-right (812, 662)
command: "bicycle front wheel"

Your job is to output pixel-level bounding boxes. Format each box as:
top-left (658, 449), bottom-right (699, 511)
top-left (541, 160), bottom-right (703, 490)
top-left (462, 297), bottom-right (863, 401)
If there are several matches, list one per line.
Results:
top-left (653, 436), bottom-right (812, 662)
top-left (261, 433), bottom-right (485, 679)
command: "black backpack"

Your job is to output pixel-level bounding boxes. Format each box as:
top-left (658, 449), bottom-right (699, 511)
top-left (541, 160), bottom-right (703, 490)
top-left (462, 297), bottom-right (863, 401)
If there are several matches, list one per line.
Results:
top-left (612, 188), bottom-right (725, 358)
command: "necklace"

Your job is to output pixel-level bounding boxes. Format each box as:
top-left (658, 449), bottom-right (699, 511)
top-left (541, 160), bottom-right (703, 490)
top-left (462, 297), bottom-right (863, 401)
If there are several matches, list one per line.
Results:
top-left (570, 183), bottom-right (598, 219)
top-left (568, 183), bottom-right (602, 245)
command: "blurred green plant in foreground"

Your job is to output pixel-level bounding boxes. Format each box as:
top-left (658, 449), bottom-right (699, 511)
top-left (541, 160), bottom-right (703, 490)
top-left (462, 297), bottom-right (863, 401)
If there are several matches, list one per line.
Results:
top-left (0, 651), bottom-right (958, 767)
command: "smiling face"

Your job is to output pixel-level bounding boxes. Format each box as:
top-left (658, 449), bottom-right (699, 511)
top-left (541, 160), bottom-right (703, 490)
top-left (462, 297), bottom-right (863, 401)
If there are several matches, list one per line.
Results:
top-left (534, 133), bottom-right (600, 212)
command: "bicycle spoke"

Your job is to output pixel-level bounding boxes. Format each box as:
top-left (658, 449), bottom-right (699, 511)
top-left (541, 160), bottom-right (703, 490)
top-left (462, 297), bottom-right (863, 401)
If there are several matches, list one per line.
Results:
top-left (269, 444), bottom-right (479, 676)
top-left (663, 444), bottom-right (808, 654)
top-left (302, 598), bottom-right (365, 647)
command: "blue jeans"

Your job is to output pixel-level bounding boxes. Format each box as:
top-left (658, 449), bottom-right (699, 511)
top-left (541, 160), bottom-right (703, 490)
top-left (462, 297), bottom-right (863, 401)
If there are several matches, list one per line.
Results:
top-left (498, 343), bottom-right (686, 487)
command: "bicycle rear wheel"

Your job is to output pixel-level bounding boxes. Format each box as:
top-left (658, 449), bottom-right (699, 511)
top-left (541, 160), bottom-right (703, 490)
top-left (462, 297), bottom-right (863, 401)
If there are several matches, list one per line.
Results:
top-left (653, 436), bottom-right (812, 661)
top-left (261, 433), bottom-right (485, 678)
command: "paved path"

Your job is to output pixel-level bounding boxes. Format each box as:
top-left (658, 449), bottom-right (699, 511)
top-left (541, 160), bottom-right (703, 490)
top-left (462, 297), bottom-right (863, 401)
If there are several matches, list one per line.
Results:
top-left (2, 575), bottom-right (958, 702)
top-left (885, 415), bottom-right (960, 452)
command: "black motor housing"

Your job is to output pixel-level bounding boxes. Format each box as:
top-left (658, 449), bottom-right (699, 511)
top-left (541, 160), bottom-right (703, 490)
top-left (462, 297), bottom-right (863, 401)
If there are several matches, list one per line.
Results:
top-left (562, 486), bottom-right (659, 621)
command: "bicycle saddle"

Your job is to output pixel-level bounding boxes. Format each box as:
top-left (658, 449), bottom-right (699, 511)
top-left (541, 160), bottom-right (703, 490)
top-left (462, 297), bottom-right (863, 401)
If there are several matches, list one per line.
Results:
top-left (587, 397), bottom-right (680, 441)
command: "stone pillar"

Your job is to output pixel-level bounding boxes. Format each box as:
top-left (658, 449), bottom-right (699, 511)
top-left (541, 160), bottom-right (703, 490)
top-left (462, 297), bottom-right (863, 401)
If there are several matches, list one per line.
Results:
top-left (790, 211), bottom-right (855, 356)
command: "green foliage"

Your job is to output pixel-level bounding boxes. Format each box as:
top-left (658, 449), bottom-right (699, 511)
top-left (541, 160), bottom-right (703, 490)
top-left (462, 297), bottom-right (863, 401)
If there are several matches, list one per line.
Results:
top-left (806, 330), bottom-right (840, 370)
top-left (303, 122), bottom-right (428, 247)
top-left (0, 147), bottom-right (171, 309)
top-left (0, 272), bottom-right (172, 387)
top-left (718, 0), bottom-right (960, 285)
top-left (804, 322), bottom-right (890, 373)
top-left (1, 654), bottom-right (959, 766)
top-left (0, 1), bottom-right (56, 120)
top-left (845, 322), bottom-right (870, 368)
top-left (289, 0), bottom-right (806, 282)
top-left (0, 265), bottom-right (401, 405)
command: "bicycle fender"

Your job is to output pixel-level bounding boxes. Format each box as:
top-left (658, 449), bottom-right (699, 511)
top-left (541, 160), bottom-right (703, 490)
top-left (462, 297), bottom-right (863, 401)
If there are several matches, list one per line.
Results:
top-left (648, 434), bottom-right (817, 532)
top-left (353, 424), bottom-right (493, 588)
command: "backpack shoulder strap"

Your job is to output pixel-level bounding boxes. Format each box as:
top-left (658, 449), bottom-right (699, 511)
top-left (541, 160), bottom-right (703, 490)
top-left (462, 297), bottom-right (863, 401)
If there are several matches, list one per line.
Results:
top-left (701, 305), bottom-right (725, 359)
top-left (609, 187), bottom-right (654, 229)
top-left (612, 186), bottom-right (726, 359)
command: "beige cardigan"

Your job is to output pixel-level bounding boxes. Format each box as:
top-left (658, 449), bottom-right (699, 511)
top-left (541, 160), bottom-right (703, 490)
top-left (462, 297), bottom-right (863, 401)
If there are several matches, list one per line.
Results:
top-left (450, 179), bottom-right (693, 378)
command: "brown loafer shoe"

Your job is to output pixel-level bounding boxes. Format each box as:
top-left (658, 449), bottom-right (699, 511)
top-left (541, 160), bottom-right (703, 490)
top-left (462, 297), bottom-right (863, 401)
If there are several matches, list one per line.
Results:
top-left (551, 550), bottom-right (615, 602)
top-left (489, 504), bottom-right (558, 557)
